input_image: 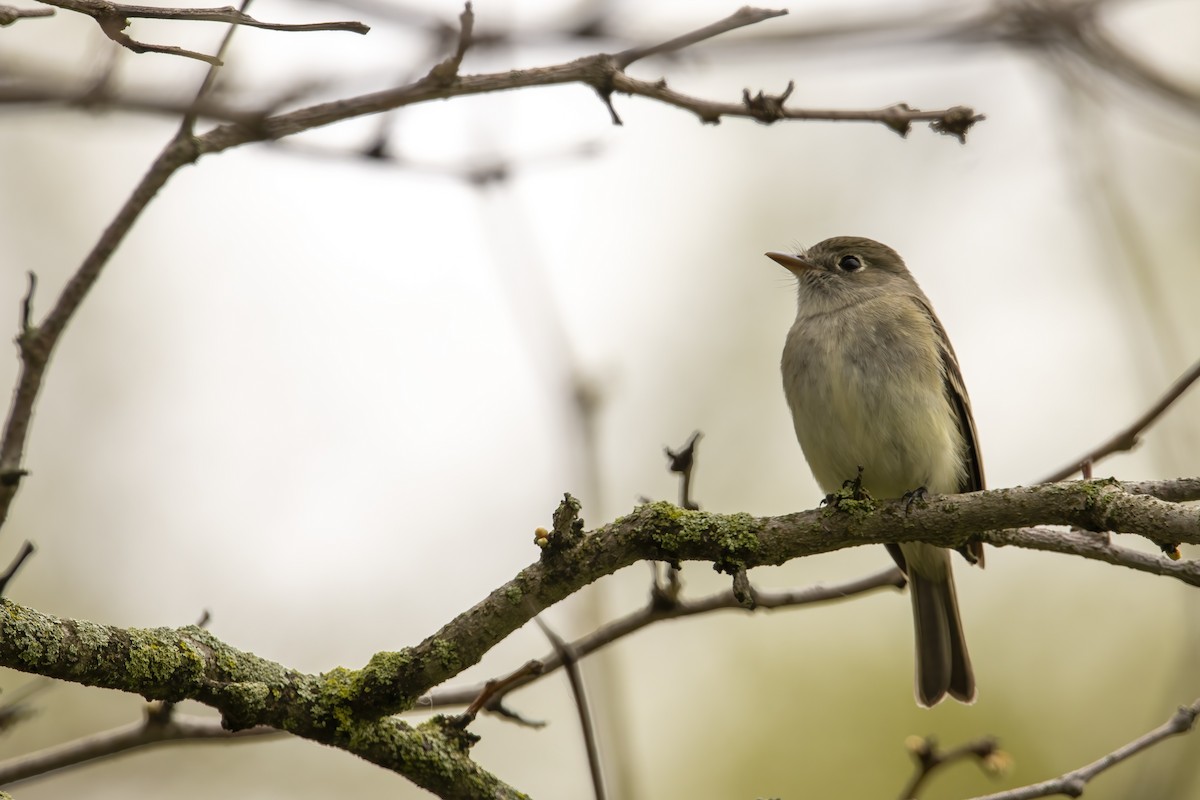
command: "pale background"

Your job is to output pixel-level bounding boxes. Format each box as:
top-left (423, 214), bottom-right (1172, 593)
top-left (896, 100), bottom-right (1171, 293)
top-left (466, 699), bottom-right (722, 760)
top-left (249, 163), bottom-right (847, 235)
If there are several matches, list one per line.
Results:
top-left (2, 0), bottom-right (1199, 797)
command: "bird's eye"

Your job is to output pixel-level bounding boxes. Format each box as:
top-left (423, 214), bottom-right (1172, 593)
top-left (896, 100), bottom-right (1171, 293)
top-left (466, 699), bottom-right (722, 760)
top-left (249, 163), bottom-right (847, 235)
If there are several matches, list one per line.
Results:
top-left (838, 255), bottom-right (863, 272)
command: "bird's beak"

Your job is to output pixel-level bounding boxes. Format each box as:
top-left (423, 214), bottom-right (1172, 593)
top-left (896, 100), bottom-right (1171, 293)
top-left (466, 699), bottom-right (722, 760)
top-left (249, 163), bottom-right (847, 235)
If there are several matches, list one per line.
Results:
top-left (765, 251), bottom-right (817, 274)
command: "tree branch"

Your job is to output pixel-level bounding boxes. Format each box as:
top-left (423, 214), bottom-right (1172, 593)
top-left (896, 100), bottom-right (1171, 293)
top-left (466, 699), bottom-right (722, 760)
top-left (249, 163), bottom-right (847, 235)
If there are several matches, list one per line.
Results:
top-left (424, 566), bottom-right (905, 710)
top-left (1, 480), bottom-right (1196, 795)
top-left (1040, 356), bottom-right (1200, 483)
top-left (0, 609), bottom-right (522, 797)
top-left (38, 0), bottom-right (367, 65)
top-left (3, 480), bottom-right (1196, 723)
top-left (0, 3), bottom-right (53, 24)
top-left (613, 5), bottom-right (786, 68)
top-left (968, 699), bottom-right (1200, 800)
top-left (898, 735), bottom-right (1005, 800)
top-left (0, 712), bottom-right (277, 786)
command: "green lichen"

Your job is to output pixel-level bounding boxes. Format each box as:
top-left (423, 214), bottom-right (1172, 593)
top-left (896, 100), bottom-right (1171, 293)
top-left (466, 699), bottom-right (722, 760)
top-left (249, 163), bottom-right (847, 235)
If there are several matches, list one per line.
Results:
top-left (124, 628), bottom-right (205, 696)
top-left (638, 502), bottom-right (761, 574)
top-left (308, 667), bottom-right (358, 731)
top-left (430, 637), bottom-right (461, 673)
top-left (819, 470), bottom-right (878, 522)
top-left (222, 680), bottom-right (272, 718)
top-left (345, 649), bottom-right (418, 713)
top-left (503, 583), bottom-right (523, 604)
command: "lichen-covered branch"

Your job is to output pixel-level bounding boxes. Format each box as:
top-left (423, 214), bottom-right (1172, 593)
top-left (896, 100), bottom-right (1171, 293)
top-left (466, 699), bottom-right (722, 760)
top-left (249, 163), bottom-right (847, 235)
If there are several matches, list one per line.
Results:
top-left (3, 479), bottom-right (1196, 732)
top-left (0, 605), bottom-right (524, 798)
top-left (347, 478), bottom-right (1200, 718)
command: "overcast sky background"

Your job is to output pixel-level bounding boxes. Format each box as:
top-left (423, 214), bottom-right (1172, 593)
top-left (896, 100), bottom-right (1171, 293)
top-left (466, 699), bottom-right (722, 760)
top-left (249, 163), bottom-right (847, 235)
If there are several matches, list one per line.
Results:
top-left (2, 0), bottom-right (1200, 797)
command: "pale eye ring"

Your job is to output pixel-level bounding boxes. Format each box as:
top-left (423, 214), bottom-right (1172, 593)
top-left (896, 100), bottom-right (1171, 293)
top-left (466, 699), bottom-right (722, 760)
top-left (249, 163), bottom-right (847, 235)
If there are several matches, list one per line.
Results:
top-left (838, 254), bottom-right (863, 271)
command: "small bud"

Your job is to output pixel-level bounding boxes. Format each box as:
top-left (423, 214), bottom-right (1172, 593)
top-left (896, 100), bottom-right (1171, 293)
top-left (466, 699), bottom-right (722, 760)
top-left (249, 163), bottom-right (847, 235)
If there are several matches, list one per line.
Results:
top-left (982, 749), bottom-right (1014, 776)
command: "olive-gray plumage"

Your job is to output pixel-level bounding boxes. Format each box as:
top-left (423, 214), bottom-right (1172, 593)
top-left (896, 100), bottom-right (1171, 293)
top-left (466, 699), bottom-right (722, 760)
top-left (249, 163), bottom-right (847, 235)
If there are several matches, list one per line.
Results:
top-left (767, 236), bottom-right (983, 707)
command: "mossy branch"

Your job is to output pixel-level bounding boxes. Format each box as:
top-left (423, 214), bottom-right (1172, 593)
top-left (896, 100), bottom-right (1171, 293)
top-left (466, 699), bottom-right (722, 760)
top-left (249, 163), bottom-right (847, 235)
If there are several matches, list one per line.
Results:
top-left (3, 481), bottom-right (1197, 731)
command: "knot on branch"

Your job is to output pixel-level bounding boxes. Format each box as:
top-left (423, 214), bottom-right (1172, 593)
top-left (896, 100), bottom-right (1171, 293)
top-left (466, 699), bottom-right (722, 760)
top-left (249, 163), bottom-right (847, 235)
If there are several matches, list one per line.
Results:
top-left (428, 715), bottom-right (481, 751)
top-left (930, 105), bottom-right (985, 143)
top-left (537, 493), bottom-right (585, 554)
top-left (742, 80), bottom-right (794, 123)
top-left (879, 102), bottom-right (916, 137)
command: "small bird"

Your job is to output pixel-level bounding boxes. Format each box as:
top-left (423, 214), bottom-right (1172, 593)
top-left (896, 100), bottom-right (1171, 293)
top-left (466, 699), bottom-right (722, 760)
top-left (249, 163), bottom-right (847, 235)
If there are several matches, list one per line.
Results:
top-left (766, 236), bottom-right (984, 707)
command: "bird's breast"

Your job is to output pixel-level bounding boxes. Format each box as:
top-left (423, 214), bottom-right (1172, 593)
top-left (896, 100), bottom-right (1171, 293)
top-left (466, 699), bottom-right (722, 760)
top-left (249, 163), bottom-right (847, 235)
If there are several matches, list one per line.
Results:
top-left (781, 300), bottom-right (965, 498)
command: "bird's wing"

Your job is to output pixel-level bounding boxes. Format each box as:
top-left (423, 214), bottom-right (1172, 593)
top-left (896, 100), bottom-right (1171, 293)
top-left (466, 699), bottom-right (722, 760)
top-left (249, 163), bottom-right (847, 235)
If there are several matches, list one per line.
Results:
top-left (912, 294), bottom-right (986, 567)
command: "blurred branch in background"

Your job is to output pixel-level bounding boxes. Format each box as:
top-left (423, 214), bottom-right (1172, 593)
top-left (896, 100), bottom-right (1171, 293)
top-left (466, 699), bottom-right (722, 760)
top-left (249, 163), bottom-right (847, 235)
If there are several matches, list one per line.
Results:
top-left (423, 565), bottom-right (907, 712)
top-left (898, 734), bottom-right (1007, 800)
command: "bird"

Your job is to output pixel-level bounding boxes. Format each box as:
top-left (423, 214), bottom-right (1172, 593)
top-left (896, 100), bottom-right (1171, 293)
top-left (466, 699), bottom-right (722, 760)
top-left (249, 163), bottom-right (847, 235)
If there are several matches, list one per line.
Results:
top-left (767, 236), bottom-right (984, 706)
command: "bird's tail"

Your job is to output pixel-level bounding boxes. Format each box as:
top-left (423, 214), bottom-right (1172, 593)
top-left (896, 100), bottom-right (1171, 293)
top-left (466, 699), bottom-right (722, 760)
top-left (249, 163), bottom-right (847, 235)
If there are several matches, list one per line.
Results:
top-left (904, 544), bottom-right (975, 707)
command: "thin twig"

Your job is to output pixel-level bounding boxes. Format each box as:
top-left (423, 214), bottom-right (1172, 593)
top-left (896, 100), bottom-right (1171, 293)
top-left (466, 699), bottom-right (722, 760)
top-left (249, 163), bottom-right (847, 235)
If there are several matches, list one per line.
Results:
top-left (534, 617), bottom-right (606, 800)
top-left (0, 4), bottom-right (52, 24)
top-left (985, 526), bottom-right (1200, 587)
top-left (423, 566), bottom-right (905, 709)
top-left (967, 700), bottom-right (1200, 800)
top-left (0, 713), bottom-right (278, 786)
top-left (0, 678), bottom-right (50, 732)
top-left (614, 6), bottom-right (787, 68)
top-left (0, 541), bottom-right (35, 596)
top-left (664, 431), bottom-right (701, 510)
top-left (179, 0), bottom-right (249, 133)
top-left (41, 0), bottom-right (368, 31)
top-left (898, 735), bottom-right (1005, 799)
top-left (449, 660), bottom-right (543, 728)
top-left (37, 0), bottom-right (366, 64)
top-left (1040, 357), bottom-right (1200, 483)
top-left (426, 2), bottom-right (474, 84)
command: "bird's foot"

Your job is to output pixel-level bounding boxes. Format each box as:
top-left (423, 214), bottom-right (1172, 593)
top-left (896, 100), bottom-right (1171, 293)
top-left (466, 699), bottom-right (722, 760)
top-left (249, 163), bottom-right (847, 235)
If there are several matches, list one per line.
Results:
top-left (822, 466), bottom-right (874, 510)
top-left (902, 485), bottom-right (928, 515)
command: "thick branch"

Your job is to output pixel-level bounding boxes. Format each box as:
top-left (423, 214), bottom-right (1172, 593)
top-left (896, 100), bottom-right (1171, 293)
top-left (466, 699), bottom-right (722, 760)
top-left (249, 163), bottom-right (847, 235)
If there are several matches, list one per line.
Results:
top-left (363, 479), bottom-right (1200, 718)
top-left (0, 610), bottom-right (521, 798)
top-left (4, 479), bottom-right (1195, 733)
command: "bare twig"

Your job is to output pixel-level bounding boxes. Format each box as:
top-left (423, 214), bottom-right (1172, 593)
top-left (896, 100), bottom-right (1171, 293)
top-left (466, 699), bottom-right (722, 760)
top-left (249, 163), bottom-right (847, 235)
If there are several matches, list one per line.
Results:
top-left (178, 0), bottom-right (249, 133)
top-left (449, 660), bottom-right (543, 728)
top-left (613, 6), bottom-right (786, 68)
top-left (0, 3), bottom-right (52, 24)
top-left (0, 678), bottom-right (50, 733)
top-left (985, 526), bottom-right (1200, 587)
top-left (0, 541), bottom-right (35, 596)
top-left (664, 431), bottom-right (701, 510)
top-left (1040, 357), bottom-right (1200, 483)
top-left (37, 0), bottom-right (367, 64)
top-left (899, 734), bottom-right (1006, 799)
top-left (426, 2), bottom-right (474, 84)
top-left (968, 700), bottom-right (1200, 800)
top-left (0, 712), bottom-right (278, 786)
top-left (19, 272), bottom-right (36, 334)
top-left (534, 617), bottom-right (606, 800)
top-left (423, 566), bottom-right (906, 709)
top-left (0, 81), bottom-right (264, 123)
